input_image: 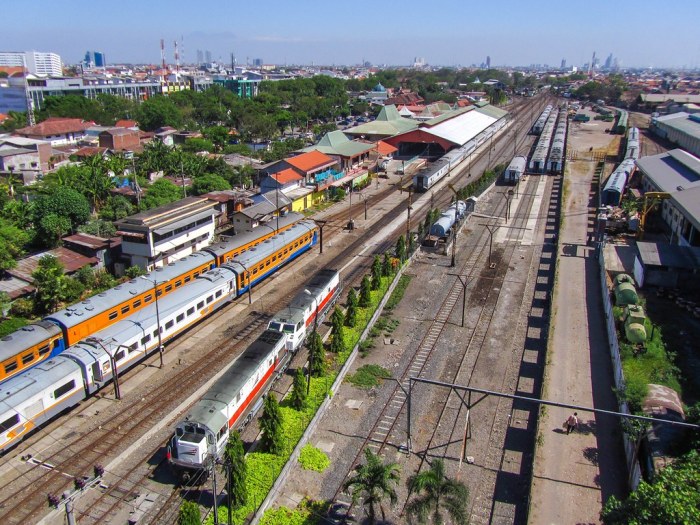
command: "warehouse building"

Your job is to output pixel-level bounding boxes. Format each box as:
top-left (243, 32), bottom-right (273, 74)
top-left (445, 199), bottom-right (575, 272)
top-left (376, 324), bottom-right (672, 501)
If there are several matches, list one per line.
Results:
top-left (650, 112), bottom-right (700, 158)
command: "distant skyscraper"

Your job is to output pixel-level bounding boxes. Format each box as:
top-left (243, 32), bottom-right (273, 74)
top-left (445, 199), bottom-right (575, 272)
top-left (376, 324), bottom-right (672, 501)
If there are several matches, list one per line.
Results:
top-left (93, 51), bottom-right (105, 67)
top-left (0, 51), bottom-right (62, 76)
top-left (561, 58), bottom-right (567, 69)
top-left (83, 51), bottom-right (106, 68)
top-left (604, 53), bottom-right (613, 70)
top-left (486, 55), bottom-right (491, 69)
top-left (205, 50), bottom-right (212, 63)
top-left (196, 49), bottom-right (203, 64)
top-left (253, 58), bottom-right (263, 67)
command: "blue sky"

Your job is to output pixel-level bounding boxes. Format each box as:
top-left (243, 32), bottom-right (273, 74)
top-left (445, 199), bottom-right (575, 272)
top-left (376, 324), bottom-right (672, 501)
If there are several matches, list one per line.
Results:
top-left (4, 0), bottom-right (700, 68)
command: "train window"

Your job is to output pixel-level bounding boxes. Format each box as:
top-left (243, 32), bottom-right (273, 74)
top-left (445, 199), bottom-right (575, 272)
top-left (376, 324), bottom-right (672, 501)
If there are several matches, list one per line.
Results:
top-left (4, 361), bottom-right (18, 374)
top-left (156, 289), bottom-right (163, 297)
top-left (115, 350), bottom-right (125, 361)
top-left (175, 280), bottom-right (182, 288)
top-left (52, 339), bottom-right (60, 349)
top-left (215, 290), bottom-right (222, 298)
top-left (259, 264), bottom-right (264, 271)
top-left (141, 335), bottom-right (151, 345)
top-left (272, 255), bottom-right (277, 262)
top-left (265, 261), bottom-right (270, 267)
top-left (22, 353), bottom-right (34, 365)
top-left (0, 414), bottom-right (20, 433)
top-left (197, 301), bottom-right (204, 310)
top-left (53, 380), bottom-right (76, 399)
top-left (187, 307), bottom-right (195, 316)
top-left (121, 306), bottom-right (130, 315)
top-left (133, 300), bottom-right (142, 308)
top-left (193, 272), bottom-right (199, 278)
top-left (184, 276), bottom-right (191, 283)
top-left (153, 330), bottom-right (159, 339)
top-left (165, 320), bottom-right (174, 330)
top-left (252, 268), bottom-right (258, 275)
top-left (109, 311), bottom-right (118, 320)
top-left (144, 294), bottom-right (152, 303)
top-left (176, 313), bottom-right (184, 323)
top-left (39, 345), bottom-right (51, 356)
top-left (206, 296), bottom-right (213, 304)
top-left (129, 342), bottom-right (138, 352)
top-left (165, 285), bottom-right (173, 292)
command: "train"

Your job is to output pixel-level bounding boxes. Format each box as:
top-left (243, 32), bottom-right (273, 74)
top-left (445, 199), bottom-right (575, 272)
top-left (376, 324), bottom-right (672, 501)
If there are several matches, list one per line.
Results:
top-left (529, 109), bottom-right (559, 172)
top-left (503, 155), bottom-right (527, 183)
top-left (168, 269), bottom-right (342, 484)
top-left (625, 127), bottom-right (640, 161)
top-left (546, 111), bottom-right (568, 174)
top-left (531, 105), bottom-right (553, 134)
top-left (429, 201), bottom-right (468, 238)
top-left (0, 221), bottom-right (319, 454)
top-left (601, 158), bottom-right (636, 206)
top-left (0, 213), bottom-right (304, 385)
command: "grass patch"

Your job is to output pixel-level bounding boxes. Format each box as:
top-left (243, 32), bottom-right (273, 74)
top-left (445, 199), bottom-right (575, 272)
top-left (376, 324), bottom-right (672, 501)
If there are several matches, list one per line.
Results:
top-left (385, 275), bottom-right (412, 310)
top-left (298, 444), bottom-right (330, 472)
top-left (259, 499), bottom-right (328, 525)
top-left (346, 364), bottom-right (392, 389)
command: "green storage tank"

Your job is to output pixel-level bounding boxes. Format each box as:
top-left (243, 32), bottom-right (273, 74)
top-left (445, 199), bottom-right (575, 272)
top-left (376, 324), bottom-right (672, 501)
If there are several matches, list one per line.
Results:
top-left (614, 273), bottom-right (634, 286)
top-left (624, 305), bottom-right (647, 343)
top-left (615, 282), bottom-right (639, 306)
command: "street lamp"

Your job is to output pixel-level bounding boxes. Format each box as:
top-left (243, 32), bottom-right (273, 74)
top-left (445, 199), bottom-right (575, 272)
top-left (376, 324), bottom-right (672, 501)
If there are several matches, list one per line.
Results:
top-left (304, 289), bottom-right (318, 395)
top-left (357, 192), bottom-right (368, 220)
top-left (141, 275), bottom-right (164, 368)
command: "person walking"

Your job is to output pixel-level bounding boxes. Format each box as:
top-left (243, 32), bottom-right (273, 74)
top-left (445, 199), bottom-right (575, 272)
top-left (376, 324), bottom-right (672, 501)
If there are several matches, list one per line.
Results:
top-left (566, 412), bottom-right (579, 434)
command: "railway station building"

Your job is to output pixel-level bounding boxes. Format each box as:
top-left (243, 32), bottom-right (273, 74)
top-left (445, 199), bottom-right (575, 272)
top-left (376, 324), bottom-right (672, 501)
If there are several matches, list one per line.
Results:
top-left (383, 103), bottom-right (508, 158)
top-left (343, 105), bottom-right (417, 141)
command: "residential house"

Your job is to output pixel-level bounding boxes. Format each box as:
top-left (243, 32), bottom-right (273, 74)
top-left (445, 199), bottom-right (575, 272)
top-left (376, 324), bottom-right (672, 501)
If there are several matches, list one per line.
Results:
top-left (14, 117), bottom-right (91, 146)
top-left (99, 128), bottom-right (141, 152)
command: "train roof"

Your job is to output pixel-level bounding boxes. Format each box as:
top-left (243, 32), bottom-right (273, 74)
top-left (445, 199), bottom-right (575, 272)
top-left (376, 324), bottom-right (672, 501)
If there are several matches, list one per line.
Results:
top-left (62, 343), bottom-right (105, 367)
top-left (85, 266), bottom-right (237, 350)
top-left (0, 321), bottom-right (62, 362)
top-left (603, 160), bottom-right (635, 193)
top-left (180, 330), bottom-right (287, 432)
top-left (225, 221), bottom-right (316, 272)
top-left (507, 156), bottom-right (527, 171)
top-left (204, 213), bottom-right (303, 258)
top-left (271, 269), bottom-right (339, 325)
top-left (0, 357), bottom-right (80, 411)
top-left (46, 251), bottom-right (216, 330)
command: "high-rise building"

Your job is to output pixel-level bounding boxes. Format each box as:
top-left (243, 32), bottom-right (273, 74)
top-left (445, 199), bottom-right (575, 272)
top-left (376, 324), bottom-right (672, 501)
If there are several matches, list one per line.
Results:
top-left (561, 58), bottom-right (567, 69)
top-left (604, 53), bottom-right (613, 70)
top-left (253, 58), bottom-right (263, 67)
top-left (486, 55), bottom-right (491, 69)
top-left (83, 51), bottom-right (106, 68)
top-left (0, 51), bottom-right (63, 76)
top-left (196, 50), bottom-right (204, 64)
top-left (205, 50), bottom-right (212, 63)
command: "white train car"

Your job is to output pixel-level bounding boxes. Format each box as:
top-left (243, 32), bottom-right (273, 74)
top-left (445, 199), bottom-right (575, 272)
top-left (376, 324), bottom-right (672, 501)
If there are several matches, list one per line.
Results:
top-left (168, 329), bottom-right (289, 483)
top-left (504, 155), bottom-right (527, 183)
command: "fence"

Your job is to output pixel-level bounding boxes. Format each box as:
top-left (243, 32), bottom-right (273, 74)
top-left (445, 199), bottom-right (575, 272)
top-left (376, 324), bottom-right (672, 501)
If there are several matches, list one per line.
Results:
top-left (598, 246), bottom-right (642, 489)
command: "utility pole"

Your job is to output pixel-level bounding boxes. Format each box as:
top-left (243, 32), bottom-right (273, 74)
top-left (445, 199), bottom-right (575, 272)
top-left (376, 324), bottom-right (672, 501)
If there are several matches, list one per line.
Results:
top-left (314, 219), bottom-right (326, 254)
top-left (141, 276), bottom-right (164, 368)
top-left (48, 465), bottom-right (104, 525)
top-left (212, 460), bottom-right (219, 525)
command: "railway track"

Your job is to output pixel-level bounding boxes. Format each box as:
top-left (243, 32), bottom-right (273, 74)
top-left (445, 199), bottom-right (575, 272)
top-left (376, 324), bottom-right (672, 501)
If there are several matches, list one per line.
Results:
top-left (327, 170), bottom-right (541, 522)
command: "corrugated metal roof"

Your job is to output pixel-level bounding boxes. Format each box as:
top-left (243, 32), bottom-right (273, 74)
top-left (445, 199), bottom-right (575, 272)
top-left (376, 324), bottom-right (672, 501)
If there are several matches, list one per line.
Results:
top-left (654, 112), bottom-right (700, 141)
top-left (637, 241), bottom-right (700, 270)
top-left (422, 110), bottom-right (496, 146)
top-left (636, 149), bottom-right (700, 194)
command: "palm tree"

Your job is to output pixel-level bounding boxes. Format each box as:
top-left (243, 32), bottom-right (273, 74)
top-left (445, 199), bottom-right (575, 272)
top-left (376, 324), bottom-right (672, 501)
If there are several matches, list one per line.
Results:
top-left (344, 448), bottom-right (401, 524)
top-left (406, 459), bottom-right (469, 525)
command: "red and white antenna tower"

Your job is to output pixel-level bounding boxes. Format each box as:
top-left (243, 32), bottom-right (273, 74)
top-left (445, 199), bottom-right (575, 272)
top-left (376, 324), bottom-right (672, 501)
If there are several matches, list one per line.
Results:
top-left (160, 39), bottom-right (166, 70)
top-left (174, 40), bottom-right (180, 77)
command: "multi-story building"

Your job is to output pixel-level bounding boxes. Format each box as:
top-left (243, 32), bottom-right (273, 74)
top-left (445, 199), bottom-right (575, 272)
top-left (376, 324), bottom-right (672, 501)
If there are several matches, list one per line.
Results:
top-left (84, 51), bottom-right (106, 68)
top-left (0, 51), bottom-right (62, 76)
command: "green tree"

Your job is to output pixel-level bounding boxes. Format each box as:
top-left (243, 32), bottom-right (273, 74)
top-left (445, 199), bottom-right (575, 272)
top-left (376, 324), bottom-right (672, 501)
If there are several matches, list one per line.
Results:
top-left (192, 174), bottom-right (231, 195)
top-left (137, 96), bottom-right (183, 131)
top-left (395, 234), bottom-right (407, 262)
top-left (75, 265), bottom-right (97, 290)
top-left (141, 178), bottom-right (182, 210)
top-left (177, 500), bottom-right (201, 525)
top-left (359, 275), bottom-right (372, 307)
top-left (32, 255), bottom-right (68, 314)
top-left (99, 195), bottom-right (134, 221)
top-left (601, 451), bottom-right (700, 525)
top-left (345, 289), bottom-right (358, 328)
top-left (0, 291), bottom-right (10, 318)
top-left (382, 253), bottom-right (392, 277)
top-left (259, 393), bottom-right (284, 454)
top-left (290, 368), bottom-right (308, 410)
top-left (406, 459), bottom-right (469, 525)
top-left (181, 137), bottom-right (214, 153)
top-left (125, 265), bottom-right (146, 279)
top-left (371, 255), bottom-right (382, 290)
top-left (202, 126), bottom-right (230, 151)
top-left (343, 448), bottom-right (401, 524)
top-left (0, 218), bottom-right (30, 272)
top-left (38, 214), bottom-right (71, 248)
top-left (78, 219), bottom-right (117, 238)
top-left (81, 154), bottom-right (115, 211)
top-left (307, 330), bottom-right (326, 377)
top-left (33, 186), bottom-right (91, 231)
top-left (224, 431), bottom-right (247, 512)
top-left (330, 306), bottom-right (346, 353)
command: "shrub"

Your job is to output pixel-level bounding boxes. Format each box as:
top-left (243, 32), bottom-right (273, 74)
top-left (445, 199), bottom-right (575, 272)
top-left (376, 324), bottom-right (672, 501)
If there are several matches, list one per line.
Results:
top-left (298, 445), bottom-right (330, 472)
top-left (347, 364), bottom-right (391, 389)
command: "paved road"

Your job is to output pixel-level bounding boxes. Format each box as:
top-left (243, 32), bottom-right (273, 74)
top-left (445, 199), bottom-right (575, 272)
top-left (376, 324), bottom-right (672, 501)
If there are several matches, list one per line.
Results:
top-left (528, 159), bottom-right (627, 524)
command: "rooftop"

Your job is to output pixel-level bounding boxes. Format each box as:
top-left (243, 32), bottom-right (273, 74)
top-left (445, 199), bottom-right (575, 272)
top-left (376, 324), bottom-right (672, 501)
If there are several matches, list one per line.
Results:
top-left (271, 168), bottom-right (303, 184)
top-left (15, 117), bottom-right (91, 137)
top-left (653, 112), bottom-right (700, 140)
top-left (344, 105), bottom-right (418, 137)
top-left (115, 196), bottom-right (216, 230)
top-left (304, 131), bottom-right (375, 158)
top-left (285, 149), bottom-right (336, 173)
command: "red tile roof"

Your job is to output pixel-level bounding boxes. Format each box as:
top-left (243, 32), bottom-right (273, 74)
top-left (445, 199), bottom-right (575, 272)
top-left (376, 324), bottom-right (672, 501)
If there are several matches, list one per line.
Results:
top-left (285, 150), bottom-right (335, 173)
top-left (115, 119), bottom-right (138, 128)
top-left (376, 140), bottom-right (398, 156)
top-left (272, 168), bottom-right (303, 184)
top-left (16, 118), bottom-right (91, 138)
top-left (74, 146), bottom-right (108, 158)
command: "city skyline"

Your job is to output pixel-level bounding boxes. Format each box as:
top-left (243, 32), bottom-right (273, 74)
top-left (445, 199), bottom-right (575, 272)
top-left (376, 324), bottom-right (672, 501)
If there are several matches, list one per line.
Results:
top-left (3, 0), bottom-right (700, 69)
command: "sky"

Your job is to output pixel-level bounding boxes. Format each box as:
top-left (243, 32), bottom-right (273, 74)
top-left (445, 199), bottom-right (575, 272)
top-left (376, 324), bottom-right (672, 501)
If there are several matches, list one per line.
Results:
top-left (4, 0), bottom-right (700, 69)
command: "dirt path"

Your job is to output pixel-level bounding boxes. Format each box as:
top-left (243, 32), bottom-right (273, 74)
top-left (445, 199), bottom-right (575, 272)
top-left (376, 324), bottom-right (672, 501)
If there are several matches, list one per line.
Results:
top-left (528, 160), bottom-right (627, 524)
